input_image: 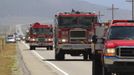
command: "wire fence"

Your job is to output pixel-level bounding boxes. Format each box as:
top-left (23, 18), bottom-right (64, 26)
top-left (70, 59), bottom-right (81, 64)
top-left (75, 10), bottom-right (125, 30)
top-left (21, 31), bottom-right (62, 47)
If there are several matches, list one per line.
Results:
top-left (0, 37), bottom-right (4, 54)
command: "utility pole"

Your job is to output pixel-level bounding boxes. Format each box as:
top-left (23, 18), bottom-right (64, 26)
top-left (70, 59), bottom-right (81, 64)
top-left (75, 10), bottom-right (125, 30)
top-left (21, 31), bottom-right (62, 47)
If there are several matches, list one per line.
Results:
top-left (126, 0), bottom-right (134, 20)
top-left (97, 11), bottom-right (104, 22)
top-left (98, 11), bottom-right (104, 19)
top-left (107, 4), bottom-right (119, 20)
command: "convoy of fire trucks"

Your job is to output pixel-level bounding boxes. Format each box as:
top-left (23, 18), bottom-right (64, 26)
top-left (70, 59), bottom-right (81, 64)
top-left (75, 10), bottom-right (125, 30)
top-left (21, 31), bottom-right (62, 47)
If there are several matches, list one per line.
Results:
top-left (23, 10), bottom-right (134, 75)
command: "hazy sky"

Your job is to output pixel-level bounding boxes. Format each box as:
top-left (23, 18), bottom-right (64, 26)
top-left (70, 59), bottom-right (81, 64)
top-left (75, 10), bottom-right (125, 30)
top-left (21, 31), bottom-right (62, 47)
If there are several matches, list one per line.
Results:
top-left (0, 0), bottom-right (131, 24)
top-left (83, 0), bottom-right (131, 10)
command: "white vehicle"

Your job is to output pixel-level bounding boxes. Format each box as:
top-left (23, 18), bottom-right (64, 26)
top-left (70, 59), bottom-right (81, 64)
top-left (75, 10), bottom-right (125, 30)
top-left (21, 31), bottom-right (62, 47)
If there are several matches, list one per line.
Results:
top-left (15, 36), bottom-right (21, 41)
top-left (6, 35), bottom-right (16, 43)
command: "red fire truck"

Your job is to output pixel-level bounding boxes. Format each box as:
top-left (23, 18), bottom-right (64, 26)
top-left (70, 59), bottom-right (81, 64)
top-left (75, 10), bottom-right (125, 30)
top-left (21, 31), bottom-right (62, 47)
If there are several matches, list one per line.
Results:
top-left (54, 10), bottom-right (100, 60)
top-left (93, 20), bottom-right (134, 75)
top-left (28, 22), bottom-right (53, 50)
top-left (25, 29), bottom-right (30, 43)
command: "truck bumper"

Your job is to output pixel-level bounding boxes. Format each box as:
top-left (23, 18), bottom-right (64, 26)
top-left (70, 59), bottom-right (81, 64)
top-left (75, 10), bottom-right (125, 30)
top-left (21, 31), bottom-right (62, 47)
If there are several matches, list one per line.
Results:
top-left (57, 44), bottom-right (92, 56)
top-left (59, 44), bottom-right (91, 50)
top-left (104, 56), bottom-right (134, 72)
top-left (30, 42), bottom-right (53, 47)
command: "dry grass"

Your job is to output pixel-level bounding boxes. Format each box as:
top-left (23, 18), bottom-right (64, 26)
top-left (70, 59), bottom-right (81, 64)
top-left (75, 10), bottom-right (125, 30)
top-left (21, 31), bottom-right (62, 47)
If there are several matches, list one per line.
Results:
top-left (0, 37), bottom-right (17, 75)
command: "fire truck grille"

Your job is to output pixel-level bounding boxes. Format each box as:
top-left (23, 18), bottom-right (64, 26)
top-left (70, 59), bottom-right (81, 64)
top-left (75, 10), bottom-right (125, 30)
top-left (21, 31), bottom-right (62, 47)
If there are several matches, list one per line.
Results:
top-left (38, 38), bottom-right (45, 42)
top-left (70, 31), bottom-right (86, 38)
top-left (116, 47), bottom-right (134, 58)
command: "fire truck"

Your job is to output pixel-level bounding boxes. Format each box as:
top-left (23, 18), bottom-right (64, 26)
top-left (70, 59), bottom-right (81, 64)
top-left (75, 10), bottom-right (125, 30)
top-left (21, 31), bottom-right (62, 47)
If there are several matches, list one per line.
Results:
top-left (54, 10), bottom-right (100, 60)
top-left (28, 22), bottom-right (53, 50)
top-left (25, 29), bottom-right (30, 43)
top-left (92, 20), bottom-right (134, 75)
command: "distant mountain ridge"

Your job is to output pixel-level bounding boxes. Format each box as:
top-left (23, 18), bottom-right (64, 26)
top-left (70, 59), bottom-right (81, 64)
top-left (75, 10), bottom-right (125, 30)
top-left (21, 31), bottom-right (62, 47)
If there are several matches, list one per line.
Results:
top-left (0, 0), bottom-right (131, 24)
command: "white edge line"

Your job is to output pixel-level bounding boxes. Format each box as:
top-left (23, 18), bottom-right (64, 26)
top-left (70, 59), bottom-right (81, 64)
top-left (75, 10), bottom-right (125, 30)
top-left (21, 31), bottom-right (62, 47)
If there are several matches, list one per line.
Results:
top-left (32, 50), bottom-right (69, 75)
top-left (21, 41), bottom-right (69, 75)
top-left (32, 50), bottom-right (45, 60)
top-left (45, 61), bottom-right (69, 75)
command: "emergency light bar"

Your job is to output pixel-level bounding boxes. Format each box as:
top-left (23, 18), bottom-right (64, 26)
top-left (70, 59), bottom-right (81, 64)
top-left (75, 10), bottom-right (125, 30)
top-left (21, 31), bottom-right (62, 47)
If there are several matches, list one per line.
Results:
top-left (111, 20), bottom-right (134, 24)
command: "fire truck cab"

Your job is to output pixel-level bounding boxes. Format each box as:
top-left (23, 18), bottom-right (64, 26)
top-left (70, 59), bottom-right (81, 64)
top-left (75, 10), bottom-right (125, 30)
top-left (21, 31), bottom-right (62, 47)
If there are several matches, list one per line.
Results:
top-left (28, 22), bottom-right (53, 50)
top-left (93, 20), bottom-right (134, 75)
top-left (54, 10), bottom-right (100, 60)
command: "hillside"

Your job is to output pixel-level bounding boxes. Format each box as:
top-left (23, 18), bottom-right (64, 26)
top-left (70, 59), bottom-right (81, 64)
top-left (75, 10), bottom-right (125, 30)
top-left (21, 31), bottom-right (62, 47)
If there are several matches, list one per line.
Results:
top-left (0, 0), bottom-right (131, 24)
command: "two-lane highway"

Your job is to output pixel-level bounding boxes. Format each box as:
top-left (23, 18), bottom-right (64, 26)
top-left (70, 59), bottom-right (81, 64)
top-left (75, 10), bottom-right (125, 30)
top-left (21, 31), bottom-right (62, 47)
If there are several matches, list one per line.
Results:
top-left (34, 49), bottom-right (92, 75)
top-left (19, 41), bottom-right (92, 75)
top-left (17, 24), bottom-right (93, 75)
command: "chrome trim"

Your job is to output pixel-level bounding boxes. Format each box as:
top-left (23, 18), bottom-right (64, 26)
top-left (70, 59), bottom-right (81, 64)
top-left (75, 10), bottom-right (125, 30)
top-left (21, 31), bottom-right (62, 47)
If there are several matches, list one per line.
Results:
top-left (104, 56), bottom-right (134, 64)
top-left (116, 46), bottom-right (134, 58)
top-left (70, 28), bottom-right (86, 39)
top-left (59, 44), bottom-right (91, 50)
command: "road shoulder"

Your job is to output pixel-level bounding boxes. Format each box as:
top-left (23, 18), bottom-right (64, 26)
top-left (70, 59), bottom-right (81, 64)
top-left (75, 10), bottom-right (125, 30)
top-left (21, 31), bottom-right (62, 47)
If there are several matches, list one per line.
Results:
top-left (18, 42), bottom-right (57, 75)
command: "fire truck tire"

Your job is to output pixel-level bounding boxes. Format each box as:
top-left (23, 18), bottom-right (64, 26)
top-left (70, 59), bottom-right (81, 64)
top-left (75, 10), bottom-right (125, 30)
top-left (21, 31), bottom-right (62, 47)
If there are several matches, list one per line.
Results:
top-left (92, 60), bottom-right (102, 75)
top-left (46, 47), bottom-right (49, 50)
top-left (55, 50), bottom-right (65, 60)
top-left (25, 40), bottom-right (28, 43)
top-left (88, 50), bottom-right (93, 60)
top-left (89, 54), bottom-right (93, 60)
top-left (47, 46), bottom-right (53, 50)
top-left (30, 46), bottom-right (35, 50)
top-left (30, 46), bottom-right (33, 50)
top-left (92, 53), bottom-right (103, 75)
top-left (103, 67), bottom-right (112, 75)
top-left (50, 46), bottom-right (53, 50)
top-left (83, 53), bottom-right (88, 60)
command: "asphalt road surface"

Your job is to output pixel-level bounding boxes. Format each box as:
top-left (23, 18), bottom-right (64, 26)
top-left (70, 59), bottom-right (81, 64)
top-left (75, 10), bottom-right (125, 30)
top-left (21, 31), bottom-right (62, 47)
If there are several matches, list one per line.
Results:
top-left (18, 41), bottom-right (92, 75)
top-left (16, 24), bottom-right (105, 75)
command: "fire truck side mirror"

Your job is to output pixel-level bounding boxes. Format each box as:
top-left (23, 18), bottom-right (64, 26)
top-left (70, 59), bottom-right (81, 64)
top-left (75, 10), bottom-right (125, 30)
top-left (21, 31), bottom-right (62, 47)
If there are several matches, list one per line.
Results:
top-left (100, 37), bottom-right (106, 44)
top-left (91, 35), bottom-right (97, 44)
top-left (50, 29), bottom-right (53, 32)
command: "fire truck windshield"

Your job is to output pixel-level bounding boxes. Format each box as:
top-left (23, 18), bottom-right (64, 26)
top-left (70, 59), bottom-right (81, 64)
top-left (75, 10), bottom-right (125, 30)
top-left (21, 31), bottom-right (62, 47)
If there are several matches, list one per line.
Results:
top-left (31, 28), bottom-right (52, 34)
top-left (108, 26), bottom-right (134, 40)
top-left (58, 16), bottom-right (97, 27)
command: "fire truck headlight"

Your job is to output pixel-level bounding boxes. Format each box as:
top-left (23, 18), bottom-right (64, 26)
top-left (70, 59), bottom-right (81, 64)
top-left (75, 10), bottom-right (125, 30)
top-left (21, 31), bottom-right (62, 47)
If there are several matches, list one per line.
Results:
top-left (48, 38), bottom-right (53, 41)
top-left (90, 39), bottom-right (93, 42)
top-left (107, 48), bottom-right (115, 53)
top-left (61, 39), bottom-right (67, 42)
top-left (105, 48), bottom-right (115, 56)
top-left (28, 37), bottom-right (30, 39)
top-left (31, 38), bottom-right (36, 41)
